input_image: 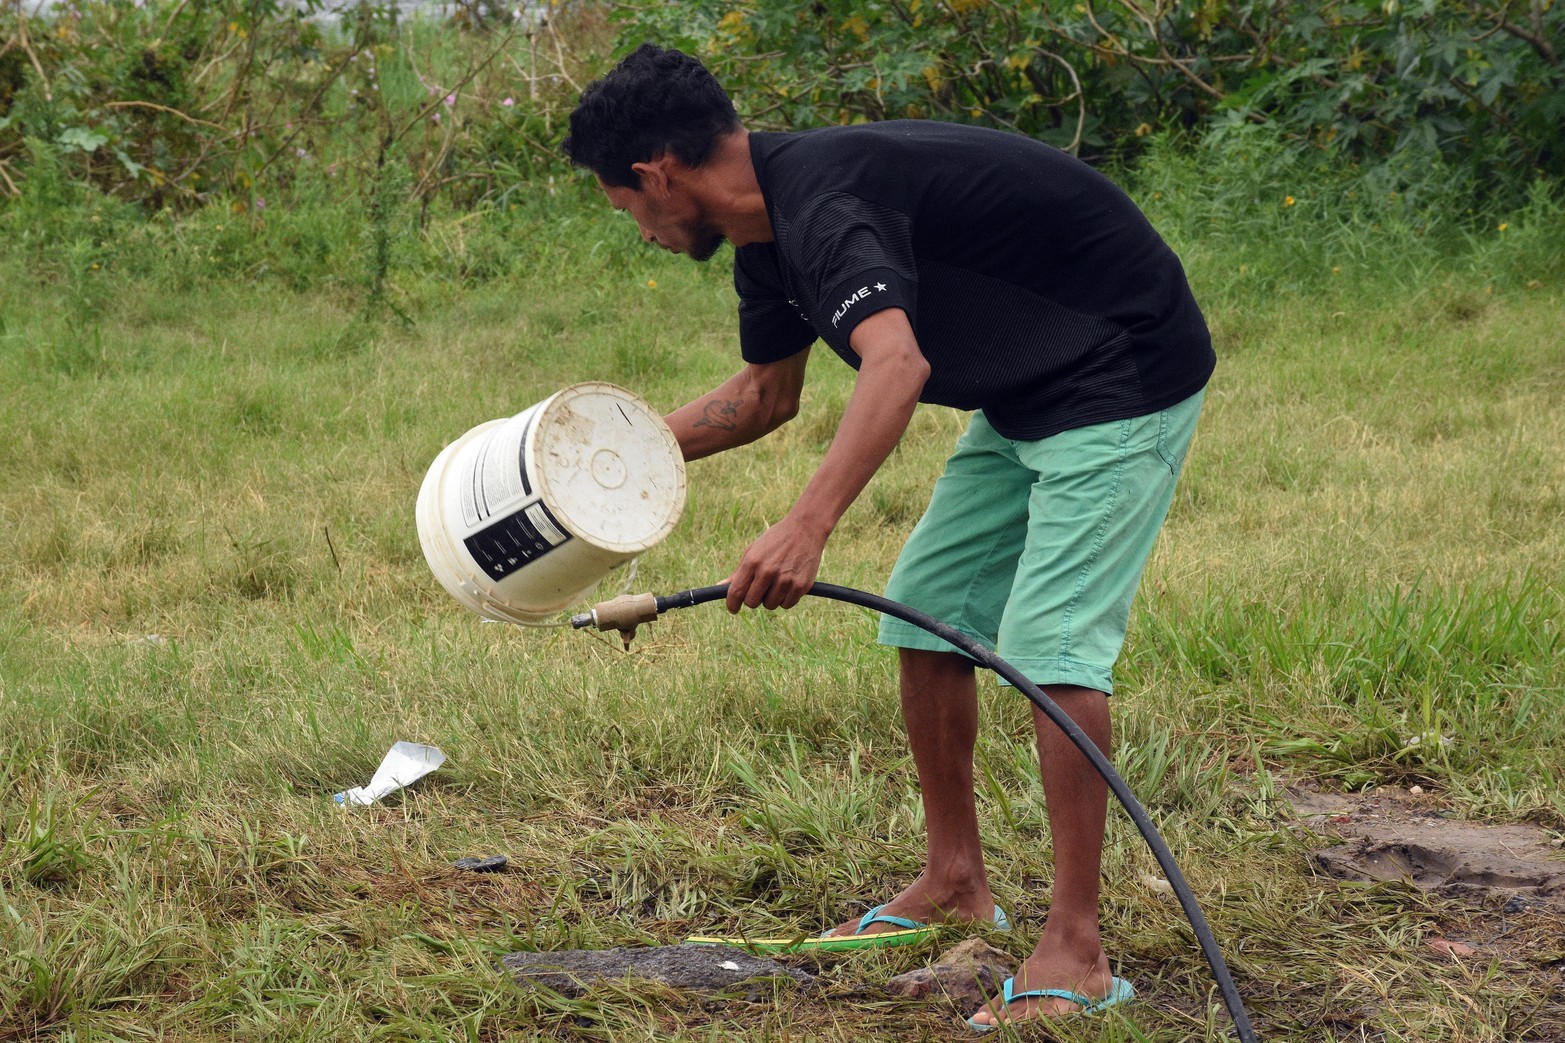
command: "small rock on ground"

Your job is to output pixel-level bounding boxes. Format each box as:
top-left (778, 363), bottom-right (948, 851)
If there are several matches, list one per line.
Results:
top-left (502, 944), bottom-right (815, 1000)
top-left (884, 938), bottom-right (1018, 1010)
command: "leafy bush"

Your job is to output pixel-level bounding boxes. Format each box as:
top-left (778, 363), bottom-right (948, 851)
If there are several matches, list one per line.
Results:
top-left (612, 0), bottom-right (1563, 201)
top-left (0, 0), bottom-right (609, 212)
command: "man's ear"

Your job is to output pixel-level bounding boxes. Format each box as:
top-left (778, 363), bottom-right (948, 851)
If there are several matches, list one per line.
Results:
top-left (630, 154), bottom-right (675, 197)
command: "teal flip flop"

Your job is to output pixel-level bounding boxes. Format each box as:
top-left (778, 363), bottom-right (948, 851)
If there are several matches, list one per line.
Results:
top-left (966, 975), bottom-right (1135, 1032)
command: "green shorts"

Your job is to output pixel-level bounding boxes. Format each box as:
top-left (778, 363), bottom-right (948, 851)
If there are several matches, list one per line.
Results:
top-left (878, 390), bottom-right (1204, 694)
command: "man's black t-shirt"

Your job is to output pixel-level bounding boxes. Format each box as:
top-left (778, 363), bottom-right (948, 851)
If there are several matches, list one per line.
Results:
top-left (734, 121), bottom-right (1215, 440)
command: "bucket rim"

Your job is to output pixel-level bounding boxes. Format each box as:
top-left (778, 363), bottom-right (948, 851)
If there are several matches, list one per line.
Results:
top-left (529, 382), bottom-right (686, 555)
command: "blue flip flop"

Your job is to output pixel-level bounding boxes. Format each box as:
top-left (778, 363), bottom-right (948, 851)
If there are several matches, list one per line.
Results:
top-left (967, 975), bottom-right (1135, 1032)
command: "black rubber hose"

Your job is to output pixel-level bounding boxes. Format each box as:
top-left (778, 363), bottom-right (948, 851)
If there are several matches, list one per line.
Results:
top-left (652, 581), bottom-right (1258, 1042)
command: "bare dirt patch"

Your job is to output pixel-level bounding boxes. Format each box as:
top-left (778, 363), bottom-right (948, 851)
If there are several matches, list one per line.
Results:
top-left (1290, 783), bottom-right (1565, 999)
top-left (1290, 785), bottom-right (1565, 907)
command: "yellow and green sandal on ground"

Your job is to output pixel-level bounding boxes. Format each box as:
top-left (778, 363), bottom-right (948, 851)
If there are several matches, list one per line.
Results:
top-left (685, 903), bottom-right (1010, 954)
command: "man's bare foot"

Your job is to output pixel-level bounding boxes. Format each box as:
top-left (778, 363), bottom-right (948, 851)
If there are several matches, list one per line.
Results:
top-left (825, 872), bottom-right (995, 936)
top-left (966, 945), bottom-right (1117, 1028)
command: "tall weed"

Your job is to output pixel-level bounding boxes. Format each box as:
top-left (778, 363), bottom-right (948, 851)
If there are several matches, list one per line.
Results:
top-left (1131, 124), bottom-right (1564, 305)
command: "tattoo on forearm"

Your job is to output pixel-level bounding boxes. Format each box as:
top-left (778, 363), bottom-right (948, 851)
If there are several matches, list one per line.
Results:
top-left (692, 399), bottom-right (741, 431)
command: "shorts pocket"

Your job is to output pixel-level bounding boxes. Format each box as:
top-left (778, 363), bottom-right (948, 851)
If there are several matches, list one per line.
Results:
top-left (1154, 390), bottom-right (1204, 475)
top-left (1154, 409), bottom-right (1181, 474)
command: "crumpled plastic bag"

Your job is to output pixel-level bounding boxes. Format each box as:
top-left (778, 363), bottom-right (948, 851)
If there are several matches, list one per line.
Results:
top-left (334, 741), bottom-right (445, 806)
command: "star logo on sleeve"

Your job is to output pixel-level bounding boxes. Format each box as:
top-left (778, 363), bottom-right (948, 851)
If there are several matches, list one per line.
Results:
top-left (874, 282), bottom-right (888, 292)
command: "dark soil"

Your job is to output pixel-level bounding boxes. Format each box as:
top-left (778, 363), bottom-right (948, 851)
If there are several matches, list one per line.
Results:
top-left (1291, 785), bottom-right (1565, 906)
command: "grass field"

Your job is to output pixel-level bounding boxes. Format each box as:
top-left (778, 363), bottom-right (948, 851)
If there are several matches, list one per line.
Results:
top-left (2, 164), bottom-right (1563, 1041)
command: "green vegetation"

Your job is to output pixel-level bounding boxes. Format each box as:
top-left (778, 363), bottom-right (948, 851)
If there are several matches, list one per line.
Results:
top-left (621, 0), bottom-right (1565, 193)
top-left (0, 0), bottom-right (603, 215)
top-left (4, 1), bottom-right (1562, 220)
top-left (3, 2), bottom-right (1564, 1041)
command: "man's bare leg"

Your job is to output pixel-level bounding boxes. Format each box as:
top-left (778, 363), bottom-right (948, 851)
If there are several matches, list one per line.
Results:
top-left (969, 684), bottom-right (1115, 1026)
top-left (829, 647), bottom-right (997, 934)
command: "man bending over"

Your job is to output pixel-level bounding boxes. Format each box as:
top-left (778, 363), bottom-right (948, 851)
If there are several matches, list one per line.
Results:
top-left (564, 43), bottom-right (1214, 1030)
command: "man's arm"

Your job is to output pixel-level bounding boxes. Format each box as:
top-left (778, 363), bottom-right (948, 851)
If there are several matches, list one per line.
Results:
top-left (665, 349), bottom-right (812, 463)
top-left (726, 307), bottom-right (930, 612)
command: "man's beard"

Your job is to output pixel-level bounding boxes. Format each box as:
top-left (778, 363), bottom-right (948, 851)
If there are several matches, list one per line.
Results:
top-left (687, 226), bottom-right (727, 263)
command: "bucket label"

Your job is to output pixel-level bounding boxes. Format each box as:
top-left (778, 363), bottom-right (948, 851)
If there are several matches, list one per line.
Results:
top-left (463, 499), bottom-right (572, 581)
top-left (460, 411), bottom-right (537, 530)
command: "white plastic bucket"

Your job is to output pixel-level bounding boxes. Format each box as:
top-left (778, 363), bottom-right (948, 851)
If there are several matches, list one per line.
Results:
top-left (416, 382), bottom-right (686, 623)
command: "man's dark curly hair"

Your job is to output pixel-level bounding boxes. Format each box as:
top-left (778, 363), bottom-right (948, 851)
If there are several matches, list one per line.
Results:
top-left (563, 44), bottom-right (740, 189)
